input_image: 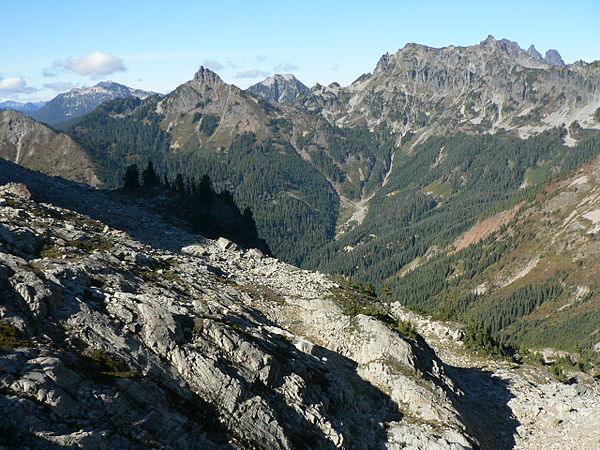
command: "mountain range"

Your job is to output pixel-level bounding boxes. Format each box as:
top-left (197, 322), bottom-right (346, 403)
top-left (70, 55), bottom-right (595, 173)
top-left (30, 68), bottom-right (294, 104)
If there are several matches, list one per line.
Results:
top-left (0, 100), bottom-right (46, 114)
top-left (1, 35), bottom-right (600, 362)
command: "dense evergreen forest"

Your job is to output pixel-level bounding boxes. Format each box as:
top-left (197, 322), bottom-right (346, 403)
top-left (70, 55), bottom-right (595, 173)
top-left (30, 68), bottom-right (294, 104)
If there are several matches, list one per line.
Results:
top-left (306, 128), bottom-right (600, 284)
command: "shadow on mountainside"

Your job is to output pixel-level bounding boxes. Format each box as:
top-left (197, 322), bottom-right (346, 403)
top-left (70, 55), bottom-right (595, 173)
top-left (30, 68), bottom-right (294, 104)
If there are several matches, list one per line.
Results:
top-left (410, 337), bottom-right (519, 450)
top-left (449, 365), bottom-right (519, 450)
top-left (0, 159), bottom-right (212, 253)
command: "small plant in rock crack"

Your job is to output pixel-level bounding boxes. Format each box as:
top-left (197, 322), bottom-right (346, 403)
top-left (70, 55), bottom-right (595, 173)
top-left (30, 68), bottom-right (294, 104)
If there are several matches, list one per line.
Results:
top-left (88, 349), bottom-right (136, 378)
top-left (0, 322), bottom-right (30, 350)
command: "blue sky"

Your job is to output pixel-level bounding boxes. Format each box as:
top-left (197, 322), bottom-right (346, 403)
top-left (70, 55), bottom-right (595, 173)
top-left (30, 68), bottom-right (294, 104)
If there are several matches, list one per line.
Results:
top-left (2, 0), bottom-right (599, 102)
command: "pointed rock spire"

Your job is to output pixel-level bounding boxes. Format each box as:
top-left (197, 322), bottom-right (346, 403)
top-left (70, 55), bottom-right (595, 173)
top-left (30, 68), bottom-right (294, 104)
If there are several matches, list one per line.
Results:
top-left (544, 49), bottom-right (565, 66)
top-left (527, 45), bottom-right (544, 62)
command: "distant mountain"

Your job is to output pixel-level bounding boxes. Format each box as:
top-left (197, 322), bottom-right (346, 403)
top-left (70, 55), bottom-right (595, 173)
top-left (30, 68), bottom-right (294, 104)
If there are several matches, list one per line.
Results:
top-left (246, 74), bottom-right (309, 103)
top-left (0, 100), bottom-right (46, 114)
top-left (30, 81), bottom-right (157, 125)
top-left (0, 109), bottom-right (99, 185)
top-left (299, 35), bottom-right (597, 142)
top-left (543, 49), bottom-right (565, 66)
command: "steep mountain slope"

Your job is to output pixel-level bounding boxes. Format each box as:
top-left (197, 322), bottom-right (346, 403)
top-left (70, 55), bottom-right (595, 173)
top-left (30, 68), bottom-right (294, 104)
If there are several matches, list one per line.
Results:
top-left (0, 101), bottom-right (46, 114)
top-left (0, 110), bottom-right (99, 185)
top-left (1, 162), bottom-right (599, 449)
top-left (247, 74), bottom-right (309, 103)
top-left (31, 81), bottom-right (156, 125)
top-left (306, 128), bottom-right (600, 283)
top-left (386, 145), bottom-right (600, 359)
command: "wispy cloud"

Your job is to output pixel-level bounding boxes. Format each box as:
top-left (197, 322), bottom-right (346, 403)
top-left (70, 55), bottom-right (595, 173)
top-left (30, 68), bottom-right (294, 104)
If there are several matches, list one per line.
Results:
top-left (43, 81), bottom-right (76, 92)
top-left (0, 76), bottom-right (37, 93)
top-left (203, 59), bottom-right (224, 71)
top-left (42, 67), bottom-right (58, 78)
top-left (45, 51), bottom-right (126, 78)
top-left (331, 64), bottom-right (340, 71)
top-left (272, 62), bottom-right (298, 72)
top-left (235, 69), bottom-right (270, 79)
top-left (252, 55), bottom-right (267, 65)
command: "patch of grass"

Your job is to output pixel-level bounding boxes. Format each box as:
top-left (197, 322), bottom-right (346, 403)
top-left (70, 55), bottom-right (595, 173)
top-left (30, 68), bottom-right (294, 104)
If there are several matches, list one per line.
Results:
top-left (67, 237), bottom-right (111, 253)
top-left (424, 179), bottom-right (453, 198)
top-left (40, 236), bottom-right (111, 260)
top-left (88, 349), bottom-right (135, 377)
top-left (524, 165), bottom-right (550, 185)
top-left (139, 268), bottom-right (180, 284)
top-left (0, 323), bottom-right (30, 350)
top-left (329, 286), bottom-right (388, 320)
top-left (239, 285), bottom-right (285, 305)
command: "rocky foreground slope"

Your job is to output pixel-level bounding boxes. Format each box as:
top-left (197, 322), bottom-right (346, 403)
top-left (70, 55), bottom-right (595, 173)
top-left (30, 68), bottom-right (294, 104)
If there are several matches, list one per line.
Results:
top-left (1, 161), bottom-right (599, 449)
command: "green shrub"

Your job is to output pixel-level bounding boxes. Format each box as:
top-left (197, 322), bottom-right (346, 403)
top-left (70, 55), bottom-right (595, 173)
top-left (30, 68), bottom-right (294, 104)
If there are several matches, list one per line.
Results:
top-left (0, 323), bottom-right (29, 350)
top-left (88, 349), bottom-right (135, 377)
top-left (392, 320), bottom-right (419, 340)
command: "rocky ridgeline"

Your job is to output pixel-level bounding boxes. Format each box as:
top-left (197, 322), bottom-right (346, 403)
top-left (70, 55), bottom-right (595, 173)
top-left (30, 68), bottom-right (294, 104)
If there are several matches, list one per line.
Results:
top-left (301, 36), bottom-right (600, 142)
top-left (1, 163), bottom-right (599, 448)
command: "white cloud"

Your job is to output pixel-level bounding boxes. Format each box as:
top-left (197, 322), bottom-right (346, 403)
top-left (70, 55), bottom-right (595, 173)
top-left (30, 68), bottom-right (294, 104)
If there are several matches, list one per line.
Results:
top-left (331, 64), bottom-right (340, 71)
top-left (50, 51), bottom-right (125, 78)
top-left (235, 69), bottom-right (269, 79)
top-left (0, 76), bottom-right (37, 93)
top-left (43, 81), bottom-right (76, 92)
top-left (203, 59), bottom-right (224, 71)
top-left (272, 62), bottom-right (298, 72)
top-left (252, 55), bottom-right (267, 64)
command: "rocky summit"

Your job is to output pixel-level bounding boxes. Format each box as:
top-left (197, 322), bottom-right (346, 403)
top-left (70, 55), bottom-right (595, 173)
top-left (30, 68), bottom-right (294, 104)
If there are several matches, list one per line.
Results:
top-left (247, 74), bottom-right (309, 103)
top-left (1, 156), bottom-right (600, 449)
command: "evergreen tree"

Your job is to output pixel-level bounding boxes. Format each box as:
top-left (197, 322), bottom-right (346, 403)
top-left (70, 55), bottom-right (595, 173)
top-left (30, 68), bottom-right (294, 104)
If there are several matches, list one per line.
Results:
top-left (142, 161), bottom-right (160, 188)
top-left (198, 175), bottom-right (213, 206)
top-left (173, 174), bottom-right (185, 193)
top-left (123, 164), bottom-right (140, 189)
top-left (242, 207), bottom-right (258, 235)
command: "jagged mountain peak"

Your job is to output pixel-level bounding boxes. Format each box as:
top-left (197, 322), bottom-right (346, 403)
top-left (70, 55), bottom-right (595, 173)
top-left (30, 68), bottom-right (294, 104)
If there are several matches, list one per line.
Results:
top-left (192, 65), bottom-right (225, 87)
top-left (544, 49), bottom-right (565, 66)
top-left (247, 73), bottom-right (308, 103)
top-left (527, 44), bottom-right (544, 62)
